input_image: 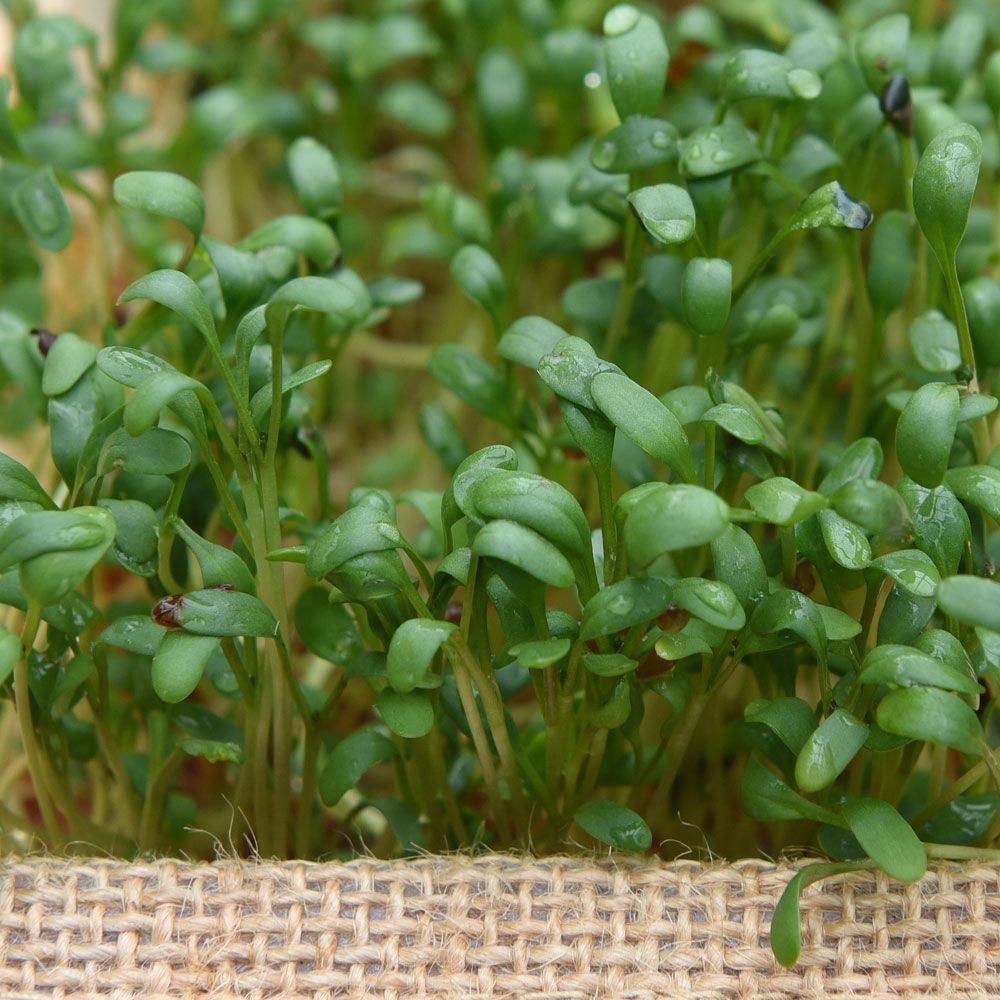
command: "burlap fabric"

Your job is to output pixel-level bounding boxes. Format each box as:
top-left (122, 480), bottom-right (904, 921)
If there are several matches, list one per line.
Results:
top-left (0, 854), bottom-right (998, 999)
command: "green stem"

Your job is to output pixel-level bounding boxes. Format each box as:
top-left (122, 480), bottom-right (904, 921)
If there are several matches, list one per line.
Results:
top-left (138, 748), bottom-right (183, 852)
top-left (604, 192), bottom-right (645, 360)
top-left (15, 605), bottom-right (61, 844)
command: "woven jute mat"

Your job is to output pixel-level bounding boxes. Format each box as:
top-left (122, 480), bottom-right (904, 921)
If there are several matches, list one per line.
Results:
top-left (0, 854), bottom-right (998, 999)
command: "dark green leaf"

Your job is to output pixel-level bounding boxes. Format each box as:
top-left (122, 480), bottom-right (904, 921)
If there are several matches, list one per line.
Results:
top-left (574, 798), bottom-right (651, 851)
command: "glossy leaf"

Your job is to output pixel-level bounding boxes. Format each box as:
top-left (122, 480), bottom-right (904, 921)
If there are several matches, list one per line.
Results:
top-left (627, 184), bottom-right (695, 245)
top-left (858, 643), bottom-right (979, 695)
top-left (895, 383), bottom-right (959, 488)
top-left (876, 686), bottom-right (984, 755)
top-left (913, 124), bottom-right (982, 272)
top-left (624, 485), bottom-right (730, 568)
top-left (795, 709), bottom-right (868, 792)
top-left (574, 798), bottom-right (651, 851)
top-left (602, 5), bottom-right (668, 121)
top-left (387, 619), bottom-right (455, 693)
top-left (590, 371), bottom-right (694, 482)
top-left (472, 520), bottom-right (575, 588)
top-left (319, 730), bottom-right (396, 806)
top-left (745, 478), bottom-right (827, 526)
top-left (161, 588), bottom-right (277, 638)
top-left (581, 577), bottom-right (672, 640)
top-left (869, 550), bottom-right (939, 598)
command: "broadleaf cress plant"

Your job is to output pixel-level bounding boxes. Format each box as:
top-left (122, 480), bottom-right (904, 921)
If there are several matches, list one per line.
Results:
top-left (3, 0), bottom-right (1000, 968)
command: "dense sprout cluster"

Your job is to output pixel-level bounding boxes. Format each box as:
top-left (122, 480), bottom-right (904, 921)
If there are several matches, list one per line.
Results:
top-left (3, 0), bottom-right (1000, 966)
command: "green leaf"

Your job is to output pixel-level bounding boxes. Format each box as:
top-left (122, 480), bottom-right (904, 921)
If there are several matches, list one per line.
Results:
top-left (828, 479), bottom-right (910, 542)
top-left (294, 586), bottom-right (361, 665)
top-left (869, 550), bottom-right (939, 598)
top-left (113, 171), bottom-right (205, 240)
top-left (711, 525), bottom-right (769, 611)
top-left (0, 507), bottom-right (116, 606)
top-left (239, 215), bottom-right (339, 270)
top-left (841, 798), bottom-right (926, 882)
top-left (581, 577), bottom-right (672, 640)
top-left (472, 520), bottom-right (575, 588)
top-left (627, 184), bottom-right (695, 245)
top-left (590, 371), bottom-right (694, 482)
top-left (98, 426), bottom-right (192, 477)
top-left (375, 689), bottom-right (435, 739)
top-left (771, 862), bottom-right (862, 967)
top-left (379, 79), bottom-right (454, 137)
top-left (855, 13), bottom-right (909, 94)
top-left (537, 342), bottom-right (620, 410)
top-left (681, 258), bottom-right (732, 338)
top-left (41, 332), bottom-right (97, 397)
top-left (945, 465), bottom-right (1000, 523)
top-left (162, 588), bottom-right (277, 638)
top-left (909, 311), bottom-right (961, 373)
top-left (817, 509), bottom-right (871, 570)
top-left (722, 49), bottom-right (820, 104)
top-left (937, 575), bottom-right (1000, 632)
top-left (118, 269), bottom-right (217, 348)
top-left (819, 438), bottom-right (883, 495)
top-left (795, 709), bottom-right (868, 793)
top-left (451, 245), bottom-right (506, 327)
top-left (0, 453), bottom-right (54, 508)
top-left (584, 652), bottom-right (639, 678)
top-left (173, 519), bottom-right (256, 593)
top-left (319, 729), bottom-right (396, 806)
top-left (387, 619), bottom-right (455, 693)
top-left (177, 738), bottom-right (243, 764)
top-left (574, 798), bottom-right (651, 851)
top-left (249, 360), bottom-right (331, 425)
top-left (876, 686), bottom-right (984, 755)
top-left (99, 498), bottom-right (158, 577)
top-left (0, 627), bottom-right (21, 686)
top-left (895, 383), bottom-right (959, 488)
top-left (123, 369), bottom-right (207, 437)
top-left (786, 181), bottom-right (871, 233)
top-left (470, 471), bottom-right (591, 557)
top-left (624, 485), bottom-right (729, 568)
top-left (590, 116), bottom-right (677, 173)
top-left (498, 316), bottom-right (568, 369)
top-left (913, 124), bottom-right (982, 272)
top-left (669, 577), bottom-right (745, 631)
top-left (306, 504), bottom-right (403, 579)
top-left (287, 136), bottom-right (341, 220)
top-left (602, 5), bottom-right (668, 120)
top-left (744, 477), bottom-right (827, 526)
top-left (741, 753), bottom-right (839, 824)
top-left (95, 615), bottom-right (166, 657)
top-left (858, 643), bottom-right (980, 695)
top-left (510, 637), bottom-right (571, 669)
top-left (12, 165), bottom-right (73, 251)
top-left (431, 344), bottom-right (513, 425)
top-left (655, 618), bottom-right (723, 661)
top-left (745, 698), bottom-right (817, 755)
top-left (679, 123), bottom-right (761, 179)
top-left (897, 478), bottom-right (969, 577)
top-left (151, 631), bottom-right (220, 703)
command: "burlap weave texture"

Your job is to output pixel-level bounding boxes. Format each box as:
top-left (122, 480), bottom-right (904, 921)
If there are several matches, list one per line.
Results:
top-left (0, 854), bottom-right (998, 999)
